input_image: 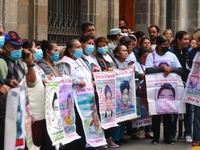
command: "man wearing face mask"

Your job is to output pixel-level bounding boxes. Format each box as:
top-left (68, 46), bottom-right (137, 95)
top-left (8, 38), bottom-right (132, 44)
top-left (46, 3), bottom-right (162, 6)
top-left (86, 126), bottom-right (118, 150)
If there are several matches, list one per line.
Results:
top-left (0, 31), bottom-right (25, 82)
top-left (0, 31), bottom-right (33, 150)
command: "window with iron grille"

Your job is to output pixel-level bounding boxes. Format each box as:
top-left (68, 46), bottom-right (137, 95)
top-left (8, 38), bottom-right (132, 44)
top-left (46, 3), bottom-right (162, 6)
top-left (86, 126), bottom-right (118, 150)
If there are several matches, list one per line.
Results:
top-left (48, 0), bottom-right (80, 46)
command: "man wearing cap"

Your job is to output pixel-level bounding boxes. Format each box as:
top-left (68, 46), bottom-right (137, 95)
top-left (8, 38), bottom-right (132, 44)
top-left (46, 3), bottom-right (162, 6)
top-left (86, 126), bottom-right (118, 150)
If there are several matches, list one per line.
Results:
top-left (107, 28), bottom-right (123, 55)
top-left (0, 31), bottom-right (34, 149)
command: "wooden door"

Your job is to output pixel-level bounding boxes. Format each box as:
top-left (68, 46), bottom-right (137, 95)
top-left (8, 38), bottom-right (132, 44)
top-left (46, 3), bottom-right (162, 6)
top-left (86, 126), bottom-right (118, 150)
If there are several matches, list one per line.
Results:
top-left (119, 0), bottom-right (135, 31)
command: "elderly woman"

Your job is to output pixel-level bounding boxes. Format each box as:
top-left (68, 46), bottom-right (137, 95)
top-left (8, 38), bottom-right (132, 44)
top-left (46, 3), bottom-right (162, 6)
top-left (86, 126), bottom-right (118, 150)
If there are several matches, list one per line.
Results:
top-left (56, 39), bottom-right (94, 150)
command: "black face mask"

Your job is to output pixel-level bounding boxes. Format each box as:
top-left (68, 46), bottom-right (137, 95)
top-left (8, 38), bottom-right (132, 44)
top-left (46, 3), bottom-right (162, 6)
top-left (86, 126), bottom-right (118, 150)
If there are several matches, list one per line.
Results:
top-left (161, 46), bottom-right (169, 53)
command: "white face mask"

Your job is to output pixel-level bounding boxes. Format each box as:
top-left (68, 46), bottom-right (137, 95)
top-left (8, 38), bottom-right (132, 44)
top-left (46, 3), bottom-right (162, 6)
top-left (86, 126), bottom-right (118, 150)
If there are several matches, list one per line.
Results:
top-left (122, 33), bottom-right (128, 36)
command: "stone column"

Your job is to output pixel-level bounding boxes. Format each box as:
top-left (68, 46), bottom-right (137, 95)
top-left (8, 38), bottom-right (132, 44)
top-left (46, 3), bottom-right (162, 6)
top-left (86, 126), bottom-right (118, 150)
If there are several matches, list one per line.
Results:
top-left (0, 0), bottom-right (2, 24)
top-left (3, 0), bottom-right (18, 31)
top-left (187, 0), bottom-right (199, 34)
top-left (80, 0), bottom-right (119, 37)
top-left (171, 0), bottom-right (188, 34)
top-left (31, 0), bottom-right (48, 40)
top-left (135, 0), bottom-right (150, 34)
top-left (159, 0), bottom-right (166, 33)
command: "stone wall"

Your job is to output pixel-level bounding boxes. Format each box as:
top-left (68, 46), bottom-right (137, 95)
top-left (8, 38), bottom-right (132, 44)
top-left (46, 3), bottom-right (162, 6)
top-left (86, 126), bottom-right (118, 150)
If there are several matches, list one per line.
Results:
top-left (80, 0), bottom-right (119, 37)
top-left (2, 0), bottom-right (48, 40)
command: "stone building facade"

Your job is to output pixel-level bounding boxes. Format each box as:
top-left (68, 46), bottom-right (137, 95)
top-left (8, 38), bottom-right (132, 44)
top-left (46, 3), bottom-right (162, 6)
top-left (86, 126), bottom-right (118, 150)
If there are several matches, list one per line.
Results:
top-left (0, 0), bottom-right (199, 45)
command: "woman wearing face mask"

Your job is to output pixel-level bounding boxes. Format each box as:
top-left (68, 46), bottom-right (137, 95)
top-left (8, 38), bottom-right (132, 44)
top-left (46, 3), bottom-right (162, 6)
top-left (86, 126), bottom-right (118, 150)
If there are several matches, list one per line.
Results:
top-left (95, 37), bottom-right (117, 71)
top-left (145, 35), bottom-right (183, 145)
top-left (37, 40), bottom-right (60, 80)
top-left (56, 39), bottom-right (94, 150)
top-left (21, 39), bottom-right (54, 149)
top-left (80, 34), bottom-right (101, 73)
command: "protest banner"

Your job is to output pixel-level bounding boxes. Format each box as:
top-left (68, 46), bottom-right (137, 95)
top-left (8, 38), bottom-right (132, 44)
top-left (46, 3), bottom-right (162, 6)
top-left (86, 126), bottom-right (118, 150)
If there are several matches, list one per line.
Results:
top-left (115, 68), bottom-right (138, 122)
top-left (132, 97), bottom-right (152, 128)
top-left (183, 52), bottom-right (200, 106)
top-left (146, 73), bottom-right (186, 115)
top-left (4, 86), bottom-right (27, 150)
top-left (73, 84), bottom-right (107, 147)
top-left (45, 80), bottom-right (66, 145)
top-left (58, 77), bottom-right (80, 144)
top-left (94, 72), bottom-right (118, 129)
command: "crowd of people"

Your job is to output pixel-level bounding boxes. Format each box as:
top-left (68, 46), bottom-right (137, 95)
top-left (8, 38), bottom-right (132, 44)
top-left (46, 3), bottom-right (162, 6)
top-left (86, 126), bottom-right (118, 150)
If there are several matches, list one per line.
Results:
top-left (0, 20), bottom-right (200, 150)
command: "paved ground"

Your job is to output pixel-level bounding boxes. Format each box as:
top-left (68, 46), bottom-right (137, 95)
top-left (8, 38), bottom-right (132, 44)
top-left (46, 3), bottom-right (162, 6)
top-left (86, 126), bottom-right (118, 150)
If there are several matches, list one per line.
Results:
top-left (99, 125), bottom-right (195, 150)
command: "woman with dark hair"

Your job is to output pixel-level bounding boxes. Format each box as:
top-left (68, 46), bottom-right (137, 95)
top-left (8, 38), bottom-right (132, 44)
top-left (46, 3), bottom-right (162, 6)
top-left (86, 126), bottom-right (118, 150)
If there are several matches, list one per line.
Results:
top-left (79, 34), bottom-right (101, 73)
top-left (113, 45), bottom-right (128, 69)
top-left (95, 37), bottom-right (117, 71)
top-left (37, 40), bottom-right (60, 80)
top-left (22, 39), bottom-right (53, 149)
top-left (56, 39), bottom-right (94, 150)
top-left (140, 37), bottom-right (152, 50)
top-left (145, 35), bottom-right (183, 145)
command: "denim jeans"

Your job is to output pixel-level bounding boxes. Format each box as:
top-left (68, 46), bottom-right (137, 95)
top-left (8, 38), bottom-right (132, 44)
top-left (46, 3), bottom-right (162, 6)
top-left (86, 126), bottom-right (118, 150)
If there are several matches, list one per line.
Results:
top-left (112, 122), bottom-right (126, 141)
top-left (184, 103), bottom-right (193, 136)
top-left (193, 106), bottom-right (200, 141)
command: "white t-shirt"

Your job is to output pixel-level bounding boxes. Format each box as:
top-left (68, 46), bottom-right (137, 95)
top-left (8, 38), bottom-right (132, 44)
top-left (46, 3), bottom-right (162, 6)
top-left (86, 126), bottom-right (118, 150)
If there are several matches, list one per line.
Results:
top-left (70, 58), bottom-right (92, 85)
top-left (82, 54), bottom-right (101, 72)
top-left (145, 51), bottom-right (182, 69)
top-left (134, 61), bottom-right (145, 88)
top-left (125, 52), bottom-right (137, 66)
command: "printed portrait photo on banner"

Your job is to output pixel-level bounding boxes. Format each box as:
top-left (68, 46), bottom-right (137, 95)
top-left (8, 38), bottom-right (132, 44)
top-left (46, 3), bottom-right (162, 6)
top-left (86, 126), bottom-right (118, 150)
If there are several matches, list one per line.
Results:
top-left (156, 83), bottom-right (178, 114)
top-left (52, 92), bottom-right (62, 129)
top-left (104, 85), bottom-right (113, 118)
top-left (120, 80), bottom-right (130, 107)
top-left (89, 110), bottom-right (102, 138)
top-left (16, 99), bottom-right (22, 139)
top-left (188, 75), bottom-right (199, 90)
top-left (63, 94), bottom-right (73, 126)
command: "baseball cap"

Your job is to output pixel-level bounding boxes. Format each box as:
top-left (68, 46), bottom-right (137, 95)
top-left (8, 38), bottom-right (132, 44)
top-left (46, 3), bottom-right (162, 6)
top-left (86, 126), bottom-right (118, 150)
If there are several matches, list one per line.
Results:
top-left (120, 36), bottom-right (131, 45)
top-left (109, 28), bottom-right (123, 36)
top-left (4, 31), bottom-right (24, 46)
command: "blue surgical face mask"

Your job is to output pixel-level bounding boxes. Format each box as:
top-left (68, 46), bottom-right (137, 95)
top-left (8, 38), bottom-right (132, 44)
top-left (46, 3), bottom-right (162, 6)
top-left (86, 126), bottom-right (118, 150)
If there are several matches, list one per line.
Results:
top-left (74, 49), bottom-right (83, 59)
top-left (0, 36), bottom-right (5, 48)
top-left (85, 45), bottom-right (94, 55)
top-left (97, 47), bottom-right (108, 55)
top-left (50, 51), bottom-right (59, 62)
top-left (9, 50), bottom-right (22, 61)
top-left (33, 48), bottom-right (43, 61)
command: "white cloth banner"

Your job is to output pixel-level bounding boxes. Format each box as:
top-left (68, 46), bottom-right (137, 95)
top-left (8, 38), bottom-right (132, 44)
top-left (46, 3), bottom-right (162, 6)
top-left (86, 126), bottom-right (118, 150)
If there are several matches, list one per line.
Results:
top-left (4, 86), bottom-right (27, 150)
top-left (183, 51), bottom-right (200, 106)
top-left (73, 84), bottom-right (107, 147)
top-left (115, 68), bottom-right (138, 122)
top-left (94, 72), bottom-right (118, 129)
top-left (45, 77), bottom-right (80, 145)
top-left (146, 73), bottom-right (186, 115)
top-left (59, 77), bottom-right (80, 145)
top-left (45, 80), bottom-right (66, 145)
